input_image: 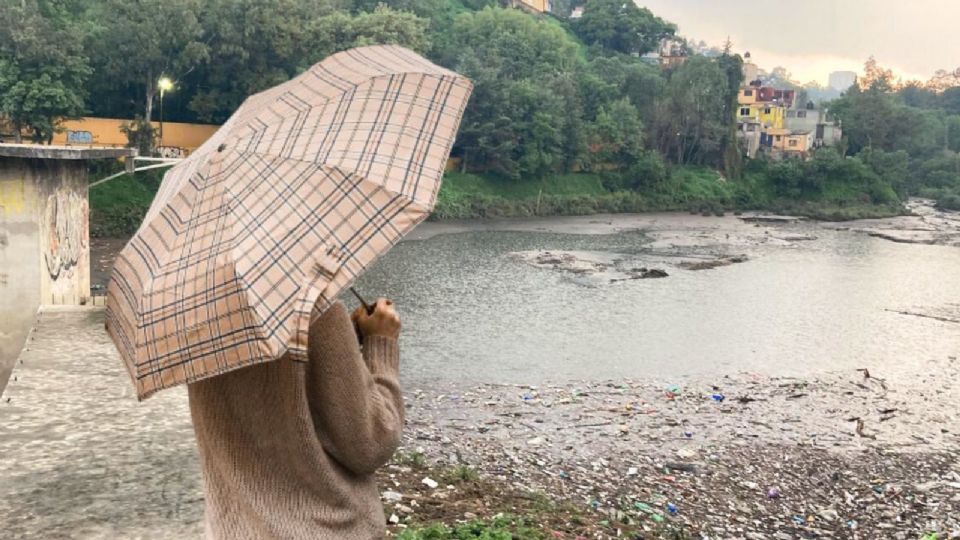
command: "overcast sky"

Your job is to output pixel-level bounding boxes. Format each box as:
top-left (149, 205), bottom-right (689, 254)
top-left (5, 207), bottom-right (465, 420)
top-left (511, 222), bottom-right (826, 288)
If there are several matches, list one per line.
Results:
top-left (637, 0), bottom-right (960, 85)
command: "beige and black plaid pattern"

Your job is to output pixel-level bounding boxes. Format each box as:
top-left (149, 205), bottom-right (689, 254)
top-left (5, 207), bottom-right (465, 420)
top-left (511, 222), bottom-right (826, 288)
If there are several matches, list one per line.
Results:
top-left (106, 45), bottom-right (472, 400)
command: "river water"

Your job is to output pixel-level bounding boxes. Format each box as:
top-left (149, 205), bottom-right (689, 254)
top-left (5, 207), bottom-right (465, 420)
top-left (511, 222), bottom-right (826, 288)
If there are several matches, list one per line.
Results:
top-left (354, 212), bottom-right (960, 384)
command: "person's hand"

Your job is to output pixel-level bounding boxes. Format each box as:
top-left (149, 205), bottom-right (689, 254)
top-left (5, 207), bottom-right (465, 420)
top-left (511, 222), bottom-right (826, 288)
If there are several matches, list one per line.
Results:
top-left (351, 298), bottom-right (401, 340)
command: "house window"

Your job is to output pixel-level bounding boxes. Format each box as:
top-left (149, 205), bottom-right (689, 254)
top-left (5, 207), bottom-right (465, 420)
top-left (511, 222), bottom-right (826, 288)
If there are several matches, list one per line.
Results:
top-left (739, 107), bottom-right (750, 116)
top-left (775, 135), bottom-right (782, 142)
top-left (797, 111), bottom-right (807, 118)
top-left (789, 139), bottom-right (798, 147)
top-left (764, 108), bottom-right (772, 114)
top-left (743, 90), bottom-right (753, 97)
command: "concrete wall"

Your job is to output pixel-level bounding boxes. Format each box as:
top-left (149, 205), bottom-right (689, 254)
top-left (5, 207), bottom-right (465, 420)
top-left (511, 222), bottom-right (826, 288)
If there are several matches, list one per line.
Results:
top-left (0, 157), bottom-right (90, 394)
top-left (786, 109), bottom-right (822, 133)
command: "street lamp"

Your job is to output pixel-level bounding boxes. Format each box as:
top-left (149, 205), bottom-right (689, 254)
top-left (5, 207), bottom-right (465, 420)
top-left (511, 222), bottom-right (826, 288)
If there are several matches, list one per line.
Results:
top-left (157, 77), bottom-right (174, 146)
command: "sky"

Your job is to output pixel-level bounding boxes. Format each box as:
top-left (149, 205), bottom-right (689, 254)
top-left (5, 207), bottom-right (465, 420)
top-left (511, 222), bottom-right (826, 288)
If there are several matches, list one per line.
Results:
top-left (637, 0), bottom-right (960, 86)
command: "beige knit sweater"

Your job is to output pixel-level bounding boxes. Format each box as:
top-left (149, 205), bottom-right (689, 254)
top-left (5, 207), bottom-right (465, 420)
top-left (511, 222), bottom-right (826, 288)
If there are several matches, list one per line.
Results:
top-left (187, 302), bottom-right (403, 539)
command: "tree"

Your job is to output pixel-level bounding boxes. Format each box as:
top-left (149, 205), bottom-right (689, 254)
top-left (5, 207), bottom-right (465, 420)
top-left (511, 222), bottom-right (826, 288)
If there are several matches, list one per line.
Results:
top-left (187, 0), bottom-right (334, 123)
top-left (189, 3), bottom-right (429, 123)
top-left (925, 67), bottom-right (960, 93)
top-left (652, 56), bottom-right (730, 166)
top-left (947, 116), bottom-right (960, 153)
top-left (859, 56), bottom-right (895, 93)
top-left (943, 87), bottom-right (960, 116)
top-left (438, 8), bottom-right (581, 178)
top-left (584, 98), bottom-right (644, 171)
top-left (573, 0), bottom-right (675, 56)
top-left (84, 0), bottom-right (209, 125)
top-left (0, 1), bottom-right (90, 143)
top-left (898, 81), bottom-right (939, 109)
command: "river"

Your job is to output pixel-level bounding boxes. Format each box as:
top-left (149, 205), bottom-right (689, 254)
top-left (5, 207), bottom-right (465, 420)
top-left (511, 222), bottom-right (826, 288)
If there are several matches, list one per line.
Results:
top-left (88, 204), bottom-right (960, 384)
top-left (353, 209), bottom-right (960, 384)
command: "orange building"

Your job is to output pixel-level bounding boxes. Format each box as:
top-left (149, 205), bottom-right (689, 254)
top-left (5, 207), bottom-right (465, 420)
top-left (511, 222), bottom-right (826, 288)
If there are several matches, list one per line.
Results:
top-left (51, 117), bottom-right (219, 157)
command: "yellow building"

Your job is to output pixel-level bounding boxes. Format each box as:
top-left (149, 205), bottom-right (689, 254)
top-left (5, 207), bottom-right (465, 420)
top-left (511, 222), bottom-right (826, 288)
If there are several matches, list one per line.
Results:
top-left (737, 104), bottom-right (786, 130)
top-left (738, 87), bottom-right (759, 105)
top-left (764, 128), bottom-right (813, 156)
top-left (51, 117), bottom-right (219, 157)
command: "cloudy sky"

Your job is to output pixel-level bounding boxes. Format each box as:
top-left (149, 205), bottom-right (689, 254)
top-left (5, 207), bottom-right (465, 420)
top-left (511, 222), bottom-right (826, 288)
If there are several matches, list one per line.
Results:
top-left (637, 0), bottom-right (960, 85)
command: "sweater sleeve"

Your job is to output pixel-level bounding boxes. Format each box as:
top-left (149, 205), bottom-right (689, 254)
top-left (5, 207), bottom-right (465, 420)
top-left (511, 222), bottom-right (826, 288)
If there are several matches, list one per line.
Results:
top-left (305, 302), bottom-right (405, 476)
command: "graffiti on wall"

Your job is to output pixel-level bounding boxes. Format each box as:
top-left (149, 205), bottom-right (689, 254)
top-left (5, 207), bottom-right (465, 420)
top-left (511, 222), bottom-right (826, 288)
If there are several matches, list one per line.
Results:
top-left (157, 146), bottom-right (186, 159)
top-left (43, 189), bottom-right (88, 281)
top-left (66, 130), bottom-right (94, 144)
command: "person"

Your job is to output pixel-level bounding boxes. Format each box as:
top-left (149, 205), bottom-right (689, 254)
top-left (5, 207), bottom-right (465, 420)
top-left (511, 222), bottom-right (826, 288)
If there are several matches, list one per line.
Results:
top-left (187, 298), bottom-right (404, 539)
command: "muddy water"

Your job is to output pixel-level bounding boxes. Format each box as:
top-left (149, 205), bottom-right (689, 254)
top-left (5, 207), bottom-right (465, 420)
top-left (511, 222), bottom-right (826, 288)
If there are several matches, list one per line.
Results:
top-left (354, 212), bottom-right (960, 384)
top-left (89, 206), bottom-right (960, 385)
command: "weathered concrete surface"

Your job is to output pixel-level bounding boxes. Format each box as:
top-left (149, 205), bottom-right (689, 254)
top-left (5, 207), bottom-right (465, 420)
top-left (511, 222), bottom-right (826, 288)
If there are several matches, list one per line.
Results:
top-left (1, 161), bottom-right (45, 394)
top-left (0, 144), bottom-right (134, 161)
top-left (0, 149), bottom-right (127, 395)
top-left (0, 308), bottom-right (203, 539)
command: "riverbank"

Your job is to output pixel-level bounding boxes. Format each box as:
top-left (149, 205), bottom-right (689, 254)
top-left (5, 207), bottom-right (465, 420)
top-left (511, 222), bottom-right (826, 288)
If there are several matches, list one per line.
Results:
top-left (2, 309), bottom-right (957, 538)
top-left (88, 167), bottom-right (906, 237)
top-left (432, 169), bottom-right (905, 222)
top-left (389, 357), bottom-right (960, 538)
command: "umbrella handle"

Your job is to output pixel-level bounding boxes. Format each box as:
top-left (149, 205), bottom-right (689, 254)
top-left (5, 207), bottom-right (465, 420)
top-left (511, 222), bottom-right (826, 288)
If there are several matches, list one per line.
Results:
top-left (350, 287), bottom-right (375, 315)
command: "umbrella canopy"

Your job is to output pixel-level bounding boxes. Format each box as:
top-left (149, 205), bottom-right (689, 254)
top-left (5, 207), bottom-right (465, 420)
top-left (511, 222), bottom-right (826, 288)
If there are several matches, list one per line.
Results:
top-left (106, 45), bottom-right (472, 400)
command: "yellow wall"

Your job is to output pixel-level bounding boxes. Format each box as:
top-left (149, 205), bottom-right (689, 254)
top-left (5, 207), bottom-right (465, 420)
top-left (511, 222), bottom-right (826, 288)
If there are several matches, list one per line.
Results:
top-left (766, 129), bottom-right (810, 153)
top-left (737, 104), bottom-right (785, 129)
top-left (782, 133), bottom-right (811, 153)
top-left (738, 88), bottom-right (758, 105)
top-left (51, 117), bottom-right (219, 155)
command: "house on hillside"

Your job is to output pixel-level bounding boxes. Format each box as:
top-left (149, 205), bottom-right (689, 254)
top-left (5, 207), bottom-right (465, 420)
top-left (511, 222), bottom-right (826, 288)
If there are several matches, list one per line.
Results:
top-left (785, 107), bottom-right (843, 148)
top-left (505, 0), bottom-right (551, 14)
top-left (738, 103), bottom-right (787, 130)
top-left (761, 128), bottom-right (814, 158)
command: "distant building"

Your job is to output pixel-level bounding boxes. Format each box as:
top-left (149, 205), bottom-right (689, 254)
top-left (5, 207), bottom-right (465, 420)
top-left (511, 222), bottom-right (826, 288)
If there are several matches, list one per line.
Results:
top-left (785, 107), bottom-right (843, 148)
top-left (657, 39), bottom-right (688, 69)
top-left (742, 51), bottom-right (759, 84)
top-left (738, 103), bottom-right (787, 130)
top-left (505, 0), bottom-right (551, 14)
top-left (736, 120), bottom-right (762, 158)
top-left (569, 5), bottom-right (583, 18)
top-left (828, 71), bottom-right (858, 92)
top-left (762, 128), bottom-right (813, 158)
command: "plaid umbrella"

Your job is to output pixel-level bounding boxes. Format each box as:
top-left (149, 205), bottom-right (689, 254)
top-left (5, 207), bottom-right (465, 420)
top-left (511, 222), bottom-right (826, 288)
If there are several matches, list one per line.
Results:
top-left (106, 45), bottom-right (472, 400)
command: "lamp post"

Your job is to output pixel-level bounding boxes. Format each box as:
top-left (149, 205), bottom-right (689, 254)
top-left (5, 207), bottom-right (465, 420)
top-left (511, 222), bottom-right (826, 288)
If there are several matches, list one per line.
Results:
top-left (157, 77), bottom-right (174, 147)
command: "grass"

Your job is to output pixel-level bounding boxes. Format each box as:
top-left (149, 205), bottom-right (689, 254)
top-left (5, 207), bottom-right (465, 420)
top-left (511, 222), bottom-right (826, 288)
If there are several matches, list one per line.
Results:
top-left (87, 164), bottom-right (907, 237)
top-left (392, 450), bottom-right (429, 470)
top-left (440, 465), bottom-right (480, 484)
top-left (88, 167), bottom-right (162, 237)
top-left (394, 515), bottom-right (548, 540)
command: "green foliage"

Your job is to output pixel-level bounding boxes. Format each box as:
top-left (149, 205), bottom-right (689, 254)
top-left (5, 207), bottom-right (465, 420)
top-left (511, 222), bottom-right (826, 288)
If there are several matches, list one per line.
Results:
top-left (441, 465), bottom-right (480, 483)
top-left (437, 8), bottom-right (581, 178)
top-left (0, 0), bottom-right (90, 142)
top-left (750, 150), bottom-right (900, 208)
top-left (395, 515), bottom-right (546, 540)
top-left (84, 0), bottom-right (209, 122)
top-left (582, 98), bottom-right (644, 172)
top-left (185, 0), bottom-right (336, 123)
top-left (88, 168), bottom-right (163, 237)
top-left (652, 56), bottom-right (732, 166)
top-left (573, 0), bottom-right (675, 56)
top-left (392, 450), bottom-right (428, 469)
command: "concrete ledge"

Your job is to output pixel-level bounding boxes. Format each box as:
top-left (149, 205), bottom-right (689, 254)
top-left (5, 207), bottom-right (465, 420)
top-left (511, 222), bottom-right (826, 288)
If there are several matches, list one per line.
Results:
top-left (39, 305), bottom-right (106, 313)
top-left (0, 143), bottom-right (136, 160)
